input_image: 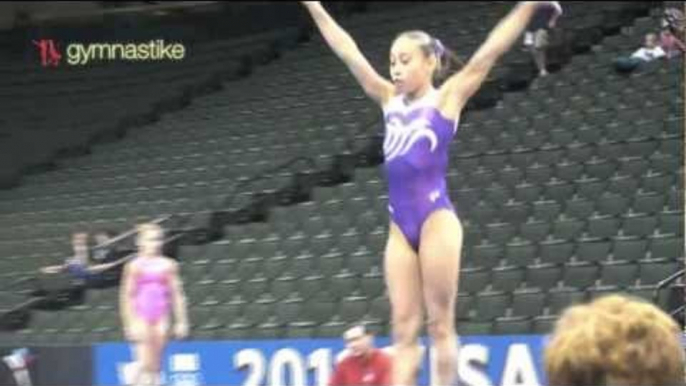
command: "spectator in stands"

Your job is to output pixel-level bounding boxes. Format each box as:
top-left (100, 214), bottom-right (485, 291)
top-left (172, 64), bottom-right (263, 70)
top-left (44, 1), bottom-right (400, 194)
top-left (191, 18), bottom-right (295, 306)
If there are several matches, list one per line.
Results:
top-left (545, 294), bottom-right (685, 386)
top-left (40, 232), bottom-right (90, 279)
top-left (614, 33), bottom-right (667, 73)
top-left (523, 1), bottom-right (563, 77)
top-left (330, 324), bottom-right (392, 386)
top-left (39, 232), bottom-right (131, 284)
top-left (660, 28), bottom-right (686, 59)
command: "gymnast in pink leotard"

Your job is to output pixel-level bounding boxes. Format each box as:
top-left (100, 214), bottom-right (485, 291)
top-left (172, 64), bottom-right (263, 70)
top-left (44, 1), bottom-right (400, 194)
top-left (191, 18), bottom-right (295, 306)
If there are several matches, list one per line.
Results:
top-left (120, 223), bottom-right (188, 386)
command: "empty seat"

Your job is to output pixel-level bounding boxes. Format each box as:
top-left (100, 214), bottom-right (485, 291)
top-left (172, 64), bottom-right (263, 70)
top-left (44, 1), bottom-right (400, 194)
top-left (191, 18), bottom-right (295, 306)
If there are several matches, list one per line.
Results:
top-left (532, 315), bottom-right (557, 334)
top-left (329, 270), bottom-right (358, 298)
top-left (600, 261), bottom-right (639, 288)
top-left (553, 219), bottom-right (585, 240)
top-left (299, 275), bottom-right (326, 299)
top-left (587, 216), bottom-right (620, 239)
top-left (470, 244), bottom-right (503, 269)
top-left (486, 223), bottom-right (516, 245)
top-left (563, 262), bottom-right (599, 289)
top-left (544, 182), bottom-right (575, 203)
top-left (547, 287), bottom-right (585, 316)
top-left (642, 174), bottom-right (673, 194)
top-left (505, 241), bottom-right (537, 267)
top-left (585, 159), bottom-right (615, 180)
top-left (564, 199), bottom-right (595, 220)
top-left (526, 264), bottom-right (562, 291)
top-left (533, 201), bottom-right (561, 222)
top-left (639, 259), bottom-right (679, 286)
top-left (649, 236), bottom-right (682, 260)
top-left (576, 180), bottom-right (606, 201)
top-left (501, 202), bottom-right (530, 225)
top-left (585, 285), bottom-right (621, 300)
top-left (456, 294), bottom-right (474, 321)
top-left (519, 221), bottom-right (550, 243)
top-left (622, 215), bottom-right (657, 238)
top-left (511, 289), bottom-right (546, 318)
top-left (632, 194), bottom-right (665, 215)
top-left (494, 317), bottom-right (531, 335)
top-left (596, 194), bottom-right (629, 217)
top-left (338, 296), bottom-right (369, 323)
top-left (491, 266), bottom-right (525, 292)
top-left (575, 241), bottom-right (611, 263)
top-left (659, 212), bottom-right (683, 236)
top-left (611, 237), bottom-right (647, 262)
top-left (460, 268), bottom-right (491, 294)
top-left (514, 183), bottom-right (541, 203)
top-left (316, 320), bottom-right (347, 338)
top-left (539, 240), bottom-right (574, 265)
top-left (473, 291), bottom-right (510, 322)
top-left (556, 161), bottom-right (584, 182)
top-left (618, 159), bottom-right (648, 178)
top-left (459, 321), bottom-right (493, 335)
top-left (274, 299), bottom-right (303, 325)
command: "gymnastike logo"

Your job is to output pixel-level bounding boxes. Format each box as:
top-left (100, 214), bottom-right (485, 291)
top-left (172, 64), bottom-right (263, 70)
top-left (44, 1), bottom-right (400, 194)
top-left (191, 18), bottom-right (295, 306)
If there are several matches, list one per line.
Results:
top-left (33, 39), bottom-right (186, 67)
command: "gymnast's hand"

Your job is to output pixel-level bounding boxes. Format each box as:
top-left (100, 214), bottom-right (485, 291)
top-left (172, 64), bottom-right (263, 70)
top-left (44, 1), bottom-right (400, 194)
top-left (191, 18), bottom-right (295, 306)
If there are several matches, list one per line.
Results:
top-left (174, 322), bottom-right (189, 339)
top-left (301, 1), bottom-right (321, 7)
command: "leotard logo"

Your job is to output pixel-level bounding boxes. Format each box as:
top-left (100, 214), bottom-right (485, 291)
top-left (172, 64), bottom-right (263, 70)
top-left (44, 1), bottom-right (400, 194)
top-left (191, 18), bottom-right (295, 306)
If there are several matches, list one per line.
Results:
top-left (384, 117), bottom-right (438, 161)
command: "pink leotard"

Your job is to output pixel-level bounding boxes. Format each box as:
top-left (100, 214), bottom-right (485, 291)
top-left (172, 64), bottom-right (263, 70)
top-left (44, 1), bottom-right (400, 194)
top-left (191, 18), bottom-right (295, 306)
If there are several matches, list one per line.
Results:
top-left (132, 256), bottom-right (172, 324)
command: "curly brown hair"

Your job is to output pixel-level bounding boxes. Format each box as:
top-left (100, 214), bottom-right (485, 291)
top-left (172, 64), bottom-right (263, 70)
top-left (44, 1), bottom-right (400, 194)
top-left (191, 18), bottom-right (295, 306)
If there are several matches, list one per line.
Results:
top-left (545, 294), bottom-right (685, 386)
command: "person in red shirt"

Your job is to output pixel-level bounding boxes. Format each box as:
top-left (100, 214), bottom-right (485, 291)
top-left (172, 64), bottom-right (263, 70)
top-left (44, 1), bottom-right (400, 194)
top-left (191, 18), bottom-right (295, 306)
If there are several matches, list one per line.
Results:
top-left (330, 325), bottom-right (392, 386)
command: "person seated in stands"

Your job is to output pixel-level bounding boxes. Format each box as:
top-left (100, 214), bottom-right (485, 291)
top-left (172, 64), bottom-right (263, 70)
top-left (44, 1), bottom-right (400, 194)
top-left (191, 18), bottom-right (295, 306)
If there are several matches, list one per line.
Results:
top-left (545, 294), bottom-right (685, 386)
top-left (614, 33), bottom-right (667, 73)
top-left (40, 232), bottom-right (90, 278)
top-left (40, 232), bottom-right (131, 280)
top-left (660, 28), bottom-right (686, 59)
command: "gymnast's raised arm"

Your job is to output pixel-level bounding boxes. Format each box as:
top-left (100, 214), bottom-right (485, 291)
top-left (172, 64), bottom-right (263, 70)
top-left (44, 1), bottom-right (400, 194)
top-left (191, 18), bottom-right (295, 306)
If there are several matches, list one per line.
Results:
top-left (302, 1), bottom-right (395, 106)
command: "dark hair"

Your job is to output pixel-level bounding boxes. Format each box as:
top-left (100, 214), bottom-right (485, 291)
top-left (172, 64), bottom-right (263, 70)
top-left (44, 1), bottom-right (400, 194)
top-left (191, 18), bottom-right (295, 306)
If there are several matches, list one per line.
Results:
top-left (395, 30), bottom-right (465, 83)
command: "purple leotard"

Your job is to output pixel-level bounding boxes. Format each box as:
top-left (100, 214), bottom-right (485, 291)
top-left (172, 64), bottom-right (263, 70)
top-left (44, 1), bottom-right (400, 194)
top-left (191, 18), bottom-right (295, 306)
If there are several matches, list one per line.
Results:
top-left (132, 257), bottom-right (172, 324)
top-left (383, 88), bottom-right (459, 251)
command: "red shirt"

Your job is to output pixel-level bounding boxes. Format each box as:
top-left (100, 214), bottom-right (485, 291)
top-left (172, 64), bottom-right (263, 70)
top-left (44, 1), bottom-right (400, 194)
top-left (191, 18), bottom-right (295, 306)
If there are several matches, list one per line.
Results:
top-left (329, 349), bottom-right (392, 386)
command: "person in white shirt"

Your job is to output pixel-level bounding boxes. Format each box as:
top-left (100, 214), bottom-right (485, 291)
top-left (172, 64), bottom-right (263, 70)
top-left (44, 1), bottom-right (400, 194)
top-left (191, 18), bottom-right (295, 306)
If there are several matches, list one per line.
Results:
top-left (631, 33), bottom-right (666, 61)
top-left (615, 33), bottom-right (667, 73)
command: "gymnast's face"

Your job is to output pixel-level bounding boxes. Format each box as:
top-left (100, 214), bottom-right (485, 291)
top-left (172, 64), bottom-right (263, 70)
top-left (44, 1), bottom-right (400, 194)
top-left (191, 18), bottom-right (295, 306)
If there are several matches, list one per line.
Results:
top-left (390, 36), bottom-right (436, 95)
top-left (137, 228), bottom-right (164, 256)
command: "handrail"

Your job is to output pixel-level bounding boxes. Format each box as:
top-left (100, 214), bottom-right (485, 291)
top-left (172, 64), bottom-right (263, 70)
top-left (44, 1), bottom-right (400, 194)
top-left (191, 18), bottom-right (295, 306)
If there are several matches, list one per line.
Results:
top-left (91, 214), bottom-right (172, 252)
top-left (219, 156), bottom-right (317, 211)
top-left (216, 116), bottom-right (383, 214)
top-left (653, 268), bottom-right (685, 302)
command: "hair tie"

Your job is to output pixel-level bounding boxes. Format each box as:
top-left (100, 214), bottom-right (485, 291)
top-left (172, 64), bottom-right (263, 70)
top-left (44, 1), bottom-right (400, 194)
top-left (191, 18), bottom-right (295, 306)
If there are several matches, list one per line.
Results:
top-left (433, 38), bottom-right (445, 59)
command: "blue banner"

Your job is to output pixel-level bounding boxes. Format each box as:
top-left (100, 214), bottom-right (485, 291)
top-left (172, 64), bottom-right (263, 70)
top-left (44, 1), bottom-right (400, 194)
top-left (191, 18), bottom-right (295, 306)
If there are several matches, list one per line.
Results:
top-left (94, 335), bottom-right (548, 386)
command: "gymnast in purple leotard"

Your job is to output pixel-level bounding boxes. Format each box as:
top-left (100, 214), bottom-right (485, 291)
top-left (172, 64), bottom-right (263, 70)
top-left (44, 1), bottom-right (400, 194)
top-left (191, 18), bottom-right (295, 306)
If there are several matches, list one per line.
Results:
top-left (304, 2), bottom-right (561, 384)
top-left (120, 223), bottom-right (189, 386)
top-left (383, 87), bottom-right (459, 251)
